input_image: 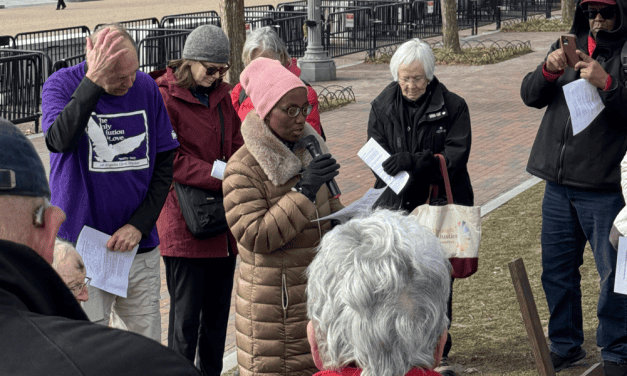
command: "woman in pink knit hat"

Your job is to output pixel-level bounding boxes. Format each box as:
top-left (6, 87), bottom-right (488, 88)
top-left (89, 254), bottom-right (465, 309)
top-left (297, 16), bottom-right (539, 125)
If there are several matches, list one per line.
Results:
top-left (223, 57), bottom-right (343, 376)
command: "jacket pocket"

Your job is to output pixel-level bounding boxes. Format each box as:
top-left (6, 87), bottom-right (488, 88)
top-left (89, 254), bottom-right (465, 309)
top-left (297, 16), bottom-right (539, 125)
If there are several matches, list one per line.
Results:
top-left (281, 273), bottom-right (289, 321)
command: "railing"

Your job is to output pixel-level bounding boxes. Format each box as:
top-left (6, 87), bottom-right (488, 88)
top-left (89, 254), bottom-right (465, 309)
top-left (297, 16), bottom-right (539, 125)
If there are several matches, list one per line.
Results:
top-left (160, 14), bottom-right (222, 29)
top-left (95, 18), bottom-right (160, 33)
top-left (274, 14), bottom-right (308, 57)
top-left (324, 7), bottom-right (372, 58)
top-left (136, 31), bottom-right (190, 73)
top-left (0, 52), bottom-right (44, 131)
top-left (52, 52), bottom-right (86, 73)
top-left (13, 26), bottom-right (90, 78)
top-left (0, 35), bottom-right (16, 49)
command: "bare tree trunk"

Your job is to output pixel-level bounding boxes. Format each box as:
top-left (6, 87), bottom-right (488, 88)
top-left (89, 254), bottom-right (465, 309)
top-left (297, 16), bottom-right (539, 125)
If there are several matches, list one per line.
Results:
top-left (441, 0), bottom-right (461, 52)
top-left (219, 0), bottom-right (246, 85)
top-left (561, 0), bottom-right (576, 27)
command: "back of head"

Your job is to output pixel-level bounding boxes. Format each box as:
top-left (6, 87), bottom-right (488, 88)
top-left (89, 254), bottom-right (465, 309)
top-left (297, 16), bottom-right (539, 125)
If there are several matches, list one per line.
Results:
top-left (306, 209), bottom-right (451, 376)
top-left (89, 23), bottom-right (138, 51)
top-left (242, 26), bottom-right (291, 66)
top-left (0, 118), bottom-right (60, 263)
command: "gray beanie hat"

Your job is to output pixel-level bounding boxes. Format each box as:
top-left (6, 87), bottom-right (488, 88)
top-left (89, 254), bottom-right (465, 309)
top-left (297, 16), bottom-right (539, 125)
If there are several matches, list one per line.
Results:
top-left (183, 25), bottom-right (231, 64)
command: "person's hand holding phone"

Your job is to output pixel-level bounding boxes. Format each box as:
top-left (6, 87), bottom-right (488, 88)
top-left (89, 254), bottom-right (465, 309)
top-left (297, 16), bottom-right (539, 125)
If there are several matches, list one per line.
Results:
top-left (575, 50), bottom-right (610, 89)
top-left (546, 49), bottom-right (569, 73)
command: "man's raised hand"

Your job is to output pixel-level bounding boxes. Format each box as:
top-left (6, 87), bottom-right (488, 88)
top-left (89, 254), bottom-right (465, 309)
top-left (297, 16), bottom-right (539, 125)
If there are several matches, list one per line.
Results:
top-left (85, 27), bottom-right (130, 89)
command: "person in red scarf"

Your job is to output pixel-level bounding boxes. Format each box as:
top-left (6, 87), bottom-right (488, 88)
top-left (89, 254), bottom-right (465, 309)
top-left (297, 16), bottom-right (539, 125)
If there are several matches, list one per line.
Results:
top-left (231, 26), bottom-right (325, 139)
top-left (305, 209), bottom-right (450, 376)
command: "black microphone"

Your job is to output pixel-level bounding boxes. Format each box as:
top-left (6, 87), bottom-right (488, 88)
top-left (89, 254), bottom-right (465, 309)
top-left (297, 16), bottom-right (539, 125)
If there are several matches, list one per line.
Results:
top-left (302, 135), bottom-right (341, 198)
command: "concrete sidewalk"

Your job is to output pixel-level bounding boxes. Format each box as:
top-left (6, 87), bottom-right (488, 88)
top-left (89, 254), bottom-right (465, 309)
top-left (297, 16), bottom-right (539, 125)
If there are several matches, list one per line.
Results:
top-left (28, 25), bottom-right (559, 372)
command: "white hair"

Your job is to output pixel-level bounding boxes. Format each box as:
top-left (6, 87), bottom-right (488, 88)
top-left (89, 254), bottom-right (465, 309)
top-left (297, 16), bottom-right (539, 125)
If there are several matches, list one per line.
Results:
top-left (389, 38), bottom-right (435, 82)
top-left (242, 26), bottom-right (291, 67)
top-left (52, 239), bottom-right (84, 273)
top-left (306, 209), bottom-right (451, 376)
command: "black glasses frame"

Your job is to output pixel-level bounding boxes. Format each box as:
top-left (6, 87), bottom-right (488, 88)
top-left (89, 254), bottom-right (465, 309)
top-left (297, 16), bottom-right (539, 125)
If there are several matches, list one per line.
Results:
top-left (280, 104), bottom-right (313, 118)
top-left (583, 7), bottom-right (617, 20)
top-left (205, 63), bottom-right (230, 77)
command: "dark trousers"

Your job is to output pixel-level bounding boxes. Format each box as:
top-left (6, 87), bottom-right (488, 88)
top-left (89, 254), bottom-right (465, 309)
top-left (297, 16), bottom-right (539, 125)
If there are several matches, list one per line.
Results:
top-left (56, 0), bottom-right (65, 9)
top-left (164, 252), bottom-right (237, 376)
top-left (442, 277), bottom-right (454, 358)
top-left (541, 181), bottom-right (627, 363)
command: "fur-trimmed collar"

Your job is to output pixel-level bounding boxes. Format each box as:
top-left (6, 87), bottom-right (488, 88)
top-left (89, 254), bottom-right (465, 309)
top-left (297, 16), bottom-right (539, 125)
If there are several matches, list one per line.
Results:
top-left (241, 110), bottom-right (329, 186)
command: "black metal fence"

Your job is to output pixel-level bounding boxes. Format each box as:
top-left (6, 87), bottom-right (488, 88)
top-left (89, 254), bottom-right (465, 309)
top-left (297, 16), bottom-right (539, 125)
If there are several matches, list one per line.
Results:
top-left (1, 0), bottom-right (562, 128)
top-left (0, 52), bottom-right (44, 132)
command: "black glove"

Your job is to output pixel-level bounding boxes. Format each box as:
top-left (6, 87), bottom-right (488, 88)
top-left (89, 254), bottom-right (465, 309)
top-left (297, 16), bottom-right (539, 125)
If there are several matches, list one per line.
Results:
top-left (294, 153), bottom-right (340, 202)
top-left (413, 149), bottom-right (437, 177)
top-left (382, 152), bottom-right (414, 176)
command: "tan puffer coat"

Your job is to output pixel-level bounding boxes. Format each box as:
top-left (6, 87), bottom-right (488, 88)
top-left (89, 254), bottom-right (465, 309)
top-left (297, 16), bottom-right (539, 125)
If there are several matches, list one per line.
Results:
top-left (223, 110), bottom-right (342, 376)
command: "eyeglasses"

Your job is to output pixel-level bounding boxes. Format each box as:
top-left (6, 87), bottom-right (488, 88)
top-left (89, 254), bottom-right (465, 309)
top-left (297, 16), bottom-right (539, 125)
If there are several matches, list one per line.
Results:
top-left (583, 7), bottom-right (617, 20)
top-left (279, 104), bottom-right (313, 118)
top-left (69, 276), bottom-right (91, 297)
top-left (400, 76), bottom-right (428, 84)
top-left (203, 63), bottom-right (230, 77)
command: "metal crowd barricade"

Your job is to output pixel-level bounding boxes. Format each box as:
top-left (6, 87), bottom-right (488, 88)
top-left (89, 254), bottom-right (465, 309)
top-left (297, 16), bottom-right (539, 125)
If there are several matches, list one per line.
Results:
top-left (324, 7), bottom-right (372, 58)
top-left (273, 14), bottom-right (308, 57)
top-left (137, 30), bottom-right (191, 73)
top-left (51, 53), bottom-right (86, 72)
top-left (95, 17), bottom-right (160, 33)
top-left (13, 26), bottom-right (90, 79)
top-left (277, 0), bottom-right (307, 12)
top-left (0, 52), bottom-right (44, 131)
top-left (369, 2), bottom-right (415, 51)
top-left (160, 14), bottom-right (222, 29)
top-left (0, 35), bottom-right (16, 49)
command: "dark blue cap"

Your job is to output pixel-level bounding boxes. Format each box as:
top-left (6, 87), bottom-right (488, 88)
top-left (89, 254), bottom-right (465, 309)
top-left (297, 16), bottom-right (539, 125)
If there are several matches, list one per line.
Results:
top-left (0, 118), bottom-right (51, 199)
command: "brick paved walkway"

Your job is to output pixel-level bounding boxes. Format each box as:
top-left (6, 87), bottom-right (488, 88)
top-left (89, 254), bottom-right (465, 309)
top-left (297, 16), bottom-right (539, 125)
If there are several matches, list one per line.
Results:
top-left (27, 20), bottom-right (563, 367)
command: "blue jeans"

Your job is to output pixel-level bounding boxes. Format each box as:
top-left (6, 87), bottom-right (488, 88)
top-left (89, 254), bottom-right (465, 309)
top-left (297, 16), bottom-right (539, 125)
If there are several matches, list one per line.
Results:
top-left (541, 181), bottom-right (627, 363)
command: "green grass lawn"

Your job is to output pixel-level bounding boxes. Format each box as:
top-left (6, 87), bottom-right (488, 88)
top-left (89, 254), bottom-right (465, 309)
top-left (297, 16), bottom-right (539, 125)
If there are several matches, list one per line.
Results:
top-left (449, 181), bottom-right (601, 375)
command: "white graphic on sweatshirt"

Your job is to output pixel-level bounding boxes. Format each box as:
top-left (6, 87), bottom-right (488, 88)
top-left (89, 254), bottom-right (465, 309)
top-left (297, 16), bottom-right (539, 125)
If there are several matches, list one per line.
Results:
top-left (87, 111), bottom-right (150, 172)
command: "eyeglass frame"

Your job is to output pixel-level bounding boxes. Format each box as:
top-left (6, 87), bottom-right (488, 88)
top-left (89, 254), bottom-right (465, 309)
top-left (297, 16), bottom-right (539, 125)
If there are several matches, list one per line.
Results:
top-left (69, 276), bottom-right (91, 297)
top-left (201, 62), bottom-right (230, 77)
top-left (278, 104), bottom-right (314, 118)
top-left (583, 6), bottom-right (617, 20)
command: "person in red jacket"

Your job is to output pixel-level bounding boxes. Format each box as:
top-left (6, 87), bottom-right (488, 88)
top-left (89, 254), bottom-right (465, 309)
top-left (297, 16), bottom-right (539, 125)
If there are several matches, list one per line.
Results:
top-left (306, 209), bottom-right (451, 376)
top-left (231, 26), bottom-right (325, 139)
top-left (150, 25), bottom-right (244, 376)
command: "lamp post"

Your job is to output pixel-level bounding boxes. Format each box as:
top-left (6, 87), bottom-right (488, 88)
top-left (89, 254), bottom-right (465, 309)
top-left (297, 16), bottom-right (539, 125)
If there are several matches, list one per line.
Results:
top-left (299, 0), bottom-right (336, 82)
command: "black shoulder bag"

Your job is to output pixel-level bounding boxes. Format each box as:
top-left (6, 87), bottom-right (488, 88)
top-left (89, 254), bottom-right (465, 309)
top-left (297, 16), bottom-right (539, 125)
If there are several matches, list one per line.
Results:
top-left (174, 103), bottom-right (229, 239)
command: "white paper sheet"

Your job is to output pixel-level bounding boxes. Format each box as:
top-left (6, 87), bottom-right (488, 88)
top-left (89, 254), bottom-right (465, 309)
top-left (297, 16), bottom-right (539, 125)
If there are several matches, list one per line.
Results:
top-left (76, 226), bottom-right (139, 298)
top-left (313, 187), bottom-right (386, 224)
top-left (615, 237), bottom-right (627, 296)
top-left (357, 138), bottom-right (410, 194)
top-left (563, 78), bottom-right (605, 136)
top-left (211, 160), bottom-right (227, 181)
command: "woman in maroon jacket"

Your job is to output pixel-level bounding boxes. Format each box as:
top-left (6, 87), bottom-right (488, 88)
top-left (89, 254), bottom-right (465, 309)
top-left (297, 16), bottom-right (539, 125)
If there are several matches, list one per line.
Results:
top-left (151, 25), bottom-right (243, 376)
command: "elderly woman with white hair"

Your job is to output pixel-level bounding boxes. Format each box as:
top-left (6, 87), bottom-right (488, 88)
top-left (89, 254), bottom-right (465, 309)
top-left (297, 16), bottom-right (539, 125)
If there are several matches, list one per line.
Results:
top-left (231, 26), bottom-right (324, 138)
top-left (367, 38), bottom-right (473, 376)
top-left (305, 209), bottom-right (451, 376)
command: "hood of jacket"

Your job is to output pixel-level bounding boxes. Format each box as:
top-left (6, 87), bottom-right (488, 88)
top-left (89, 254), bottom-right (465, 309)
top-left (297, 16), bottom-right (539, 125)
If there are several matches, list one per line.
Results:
top-left (151, 67), bottom-right (232, 108)
top-left (240, 110), bottom-right (328, 186)
top-left (0, 239), bottom-right (87, 320)
top-left (285, 58), bottom-right (301, 77)
top-left (570, 0), bottom-right (627, 55)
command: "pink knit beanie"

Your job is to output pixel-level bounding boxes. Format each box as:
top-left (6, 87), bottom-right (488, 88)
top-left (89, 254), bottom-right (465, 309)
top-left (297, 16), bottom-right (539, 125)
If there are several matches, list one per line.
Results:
top-left (240, 57), bottom-right (306, 120)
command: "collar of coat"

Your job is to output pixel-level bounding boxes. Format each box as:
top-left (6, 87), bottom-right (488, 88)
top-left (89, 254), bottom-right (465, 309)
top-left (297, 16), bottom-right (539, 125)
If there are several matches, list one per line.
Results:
top-left (372, 76), bottom-right (448, 121)
top-left (241, 109), bottom-right (329, 186)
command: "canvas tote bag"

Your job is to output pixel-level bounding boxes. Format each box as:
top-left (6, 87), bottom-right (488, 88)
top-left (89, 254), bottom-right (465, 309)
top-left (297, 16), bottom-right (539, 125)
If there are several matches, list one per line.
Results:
top-left (410, 154), bottom-right (481, 278)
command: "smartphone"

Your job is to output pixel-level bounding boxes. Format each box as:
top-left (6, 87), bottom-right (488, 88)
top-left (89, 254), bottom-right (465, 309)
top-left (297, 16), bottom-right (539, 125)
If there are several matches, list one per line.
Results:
top-left (560, 34), bottom-right (580, 68)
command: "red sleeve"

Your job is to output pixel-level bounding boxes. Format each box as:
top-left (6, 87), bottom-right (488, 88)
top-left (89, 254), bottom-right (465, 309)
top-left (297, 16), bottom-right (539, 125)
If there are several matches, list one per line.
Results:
top-left (231, 83), bottom-right (242, 113)
top-left (542, 62), bottom-right (564, 82)
top-left (604, 74), bottom-right (612, 91)
top-left (306, 86), bottom-right (323, 136)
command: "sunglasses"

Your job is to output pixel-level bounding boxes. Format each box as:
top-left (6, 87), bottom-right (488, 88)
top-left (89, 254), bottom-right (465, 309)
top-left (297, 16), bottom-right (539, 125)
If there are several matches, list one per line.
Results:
top-left (583, 7), bottom-right (617, 20)
top-left (204, 63), bottom-right (230, 77)
top-left (280, 104), bottom-right (313, 118)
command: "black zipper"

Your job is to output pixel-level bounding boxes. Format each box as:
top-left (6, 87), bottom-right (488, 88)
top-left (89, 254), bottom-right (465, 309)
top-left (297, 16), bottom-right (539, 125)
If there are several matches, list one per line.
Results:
top-left (557, 115), bottom-right (571, 184)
